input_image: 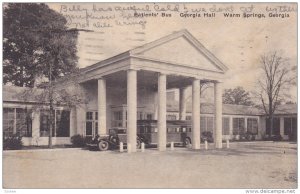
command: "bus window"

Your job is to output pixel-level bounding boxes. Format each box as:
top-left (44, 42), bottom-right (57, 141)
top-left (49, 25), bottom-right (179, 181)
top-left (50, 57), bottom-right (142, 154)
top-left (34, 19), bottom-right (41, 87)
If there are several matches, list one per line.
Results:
top-left (182, 128), bottom-right (186, 132)
top-left (118, 129), bottom-right (126, 134)
top-left (146, 126), bottom-right (151, 133)
top-left (168, 128), bottom-right (176, 133)
top-left (188, 128), bottom-right (192, 132)
top-left (176, 128), bottom-right (180, 133)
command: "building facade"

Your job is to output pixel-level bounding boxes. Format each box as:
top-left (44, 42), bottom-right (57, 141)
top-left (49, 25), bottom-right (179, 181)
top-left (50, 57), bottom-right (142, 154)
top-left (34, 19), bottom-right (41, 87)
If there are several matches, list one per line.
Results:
top-left (2, 30), bottom-right (297, 149)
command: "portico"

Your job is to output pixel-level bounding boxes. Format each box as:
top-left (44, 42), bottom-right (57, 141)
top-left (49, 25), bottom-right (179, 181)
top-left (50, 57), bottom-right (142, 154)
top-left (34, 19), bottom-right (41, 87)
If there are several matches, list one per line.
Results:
top-left (79, 29), bottom-right (228, 152)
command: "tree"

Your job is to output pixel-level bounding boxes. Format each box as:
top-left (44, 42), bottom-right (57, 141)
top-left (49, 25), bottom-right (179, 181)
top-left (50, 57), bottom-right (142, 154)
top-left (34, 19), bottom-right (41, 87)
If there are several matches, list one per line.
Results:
top-left (222, 87), bottom-right (254, 106)
top-left (257, 52), bottom-right (296, 136)
top-left (18, 70), bottom-right (88, 148)
top-left (3, 3), bottom-right (82, 148)
top-left (3, 3), bottom-right (78, 87)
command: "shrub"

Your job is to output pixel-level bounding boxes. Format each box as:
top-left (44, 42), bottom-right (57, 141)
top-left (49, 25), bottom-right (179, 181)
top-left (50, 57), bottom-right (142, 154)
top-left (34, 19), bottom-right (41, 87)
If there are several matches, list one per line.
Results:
top-left (3, 135), bottom-right (23, 150)
top-left (71, 134), bottom-right (86, 147)
top-left (272, 135), bottom-right (282, 141)
top-left (201, 131), bottom-right (214, 143)
top-left (263, 134), bottom-right (282, 141)
top-left (245, 132), bottom-right (256, 141)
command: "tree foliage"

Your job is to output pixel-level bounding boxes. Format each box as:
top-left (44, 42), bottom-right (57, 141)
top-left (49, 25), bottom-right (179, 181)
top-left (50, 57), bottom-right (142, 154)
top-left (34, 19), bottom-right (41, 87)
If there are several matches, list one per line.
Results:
top-left (3, 3), bottom-right (78, 87)
top-left (222, 86), bottom-right (254, 106)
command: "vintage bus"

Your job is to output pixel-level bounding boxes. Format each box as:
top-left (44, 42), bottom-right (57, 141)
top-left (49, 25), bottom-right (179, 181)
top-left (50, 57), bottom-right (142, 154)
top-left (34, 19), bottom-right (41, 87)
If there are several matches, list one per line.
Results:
top-left (88, 120), bottom-right (213, 151)
top-left (137, 120), bottom-right (193, 146)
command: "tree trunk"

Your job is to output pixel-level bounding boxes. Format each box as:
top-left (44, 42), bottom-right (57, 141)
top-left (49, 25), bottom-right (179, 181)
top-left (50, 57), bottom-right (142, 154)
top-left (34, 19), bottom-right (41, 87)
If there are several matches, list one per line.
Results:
top-left (48, 97), bottom-right (53, 148)
top-left (270, 115), bottom-right (274, 137)
top-left (268, 99), bottom-right (273, 136)
top-left (48, 60), bottom-right (54, 148)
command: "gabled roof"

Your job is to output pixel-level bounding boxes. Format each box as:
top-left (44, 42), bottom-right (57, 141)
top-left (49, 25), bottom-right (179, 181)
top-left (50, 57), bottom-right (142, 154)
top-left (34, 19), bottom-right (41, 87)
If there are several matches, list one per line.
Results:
top-left (130, 29), bottom-right (229, 72)
top-left (79, 29), bottom-right (228, 75)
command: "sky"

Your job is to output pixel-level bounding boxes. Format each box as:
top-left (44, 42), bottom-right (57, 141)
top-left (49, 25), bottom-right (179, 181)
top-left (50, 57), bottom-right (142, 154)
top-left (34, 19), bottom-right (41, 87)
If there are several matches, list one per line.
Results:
top-left (47, 2), bottom-right (297, 101)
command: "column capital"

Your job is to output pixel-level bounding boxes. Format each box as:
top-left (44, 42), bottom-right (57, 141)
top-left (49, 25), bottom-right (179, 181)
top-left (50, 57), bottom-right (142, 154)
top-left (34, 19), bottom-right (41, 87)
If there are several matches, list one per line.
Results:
top-left (191, 77), bottom-right (201, 81)
top-left (157, 72), bottom-right (167, 76)
top-left (214, 80), bottom-right (223, 84)
top-left (127, 69), bottom-right (137, 73)
top-left (98, 77), bottom-right (105, 80)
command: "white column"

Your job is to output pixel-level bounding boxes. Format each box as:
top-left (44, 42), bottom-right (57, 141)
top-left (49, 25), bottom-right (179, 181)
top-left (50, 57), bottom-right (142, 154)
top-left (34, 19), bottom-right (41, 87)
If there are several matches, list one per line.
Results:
top-left (214, 81), bottom-right (223, 149)
top-left (32, 110), bottom-right (40, 138)
top-left (179, 88), bottom-right (187, 120)
top-left (229, 116), bottom-right (233, 136)
top-left (13, 108), bottom-right (17, 134)
top-left (75, 105), bottom-right (85, 135)
top-left (192, 79), bottom-right (201, 149)
top-left (98, 78), bottom-right (107, 135)
top-left (245, 117), bottom-right (248, 133)
top-left (127, 70), bottom-right (137, 153)
top-left (280, 117), bottom-right (284, 137)
top-left (158, 73), bottom-right (167, 151)
top-left (122, 107), bottom-right (127, 128)
top-left (69, 108), bottom-right (76, 137)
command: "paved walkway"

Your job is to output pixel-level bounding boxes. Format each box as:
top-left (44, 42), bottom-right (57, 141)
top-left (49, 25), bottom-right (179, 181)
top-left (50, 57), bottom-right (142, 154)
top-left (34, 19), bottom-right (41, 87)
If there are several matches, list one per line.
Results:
top-left (3, 141), bottom-right (297, 188)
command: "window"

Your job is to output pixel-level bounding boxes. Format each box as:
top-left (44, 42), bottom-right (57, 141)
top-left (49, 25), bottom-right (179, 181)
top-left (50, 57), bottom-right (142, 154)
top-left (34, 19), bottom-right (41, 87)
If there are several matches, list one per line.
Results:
top-left (137, 112), bottom-right (143, 120)
top-left (16, 108), bottom-right (32, 137)
top-left (146, 114), bottom-right (153, 120)
top-left (55, 110), bottom-right (70, 137)
top-left (291, 118), bottom-right (297, 141)
top-left (95, 122), bottom-right (98, 135)
top-left (284, 117), bottom-right (297, 137)
top-left (139, 127), bottom-right (145, 133)
top-left (200, 116), bottom-right (206, 132)
top-left (86, 111), bottom-right (99, 136)
top-left (222, 117), bottom-right (230, 135)
top-left (40, 110), bottom-right (70, 137)
top-left (284, 118), bottom-right (291, 135)
top-left (186, 116), bottom-right (192, 120)
top-left (3, 108), bottom-right (15, 137)
top-left (40, 110), bottom-right (51, 137)
top-left (266, 118), bottom-right (280, 135)
top-left (206, 117), bottom-right (214, 132)
top-left (86, 112), bottom-right (93, 120)
top-left (292, 118), bottom-right (297, 133)
top-left (233, 118), bottom-right (245, 135)
top-left (167, 115), bottom-right (176, 120)
top-left (3, 108), bottom-right (32, 138)
top-left (200, 116), bottom-right (214, 132)
top-left (86, 121), bottom-right (93, 136)
top-left (247, 118), bottom-right (258, 135)
top-left (113, 111), bottom-right (122, 121)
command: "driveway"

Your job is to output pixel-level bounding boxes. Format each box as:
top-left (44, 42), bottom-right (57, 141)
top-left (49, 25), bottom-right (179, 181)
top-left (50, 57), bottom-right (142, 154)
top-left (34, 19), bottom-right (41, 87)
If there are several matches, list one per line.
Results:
top-left (2, 141), bottom-right (297, 188)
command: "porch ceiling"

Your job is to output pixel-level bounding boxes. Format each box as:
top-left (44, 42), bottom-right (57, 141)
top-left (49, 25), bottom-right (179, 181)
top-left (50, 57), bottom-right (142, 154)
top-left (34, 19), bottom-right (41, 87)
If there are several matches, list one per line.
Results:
top-left (103, 70), bottom-right (203, 90)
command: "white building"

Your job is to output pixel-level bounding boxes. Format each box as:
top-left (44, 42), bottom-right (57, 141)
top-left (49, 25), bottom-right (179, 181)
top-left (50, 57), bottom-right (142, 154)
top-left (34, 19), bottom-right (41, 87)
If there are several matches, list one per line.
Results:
top-left (3, 30), bottom-right (297, 149)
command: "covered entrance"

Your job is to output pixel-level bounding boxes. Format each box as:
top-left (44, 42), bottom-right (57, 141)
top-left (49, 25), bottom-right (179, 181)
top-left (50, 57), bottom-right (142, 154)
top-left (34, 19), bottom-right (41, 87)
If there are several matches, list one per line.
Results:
top-left (78, 29), bottom-right (228, 152)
